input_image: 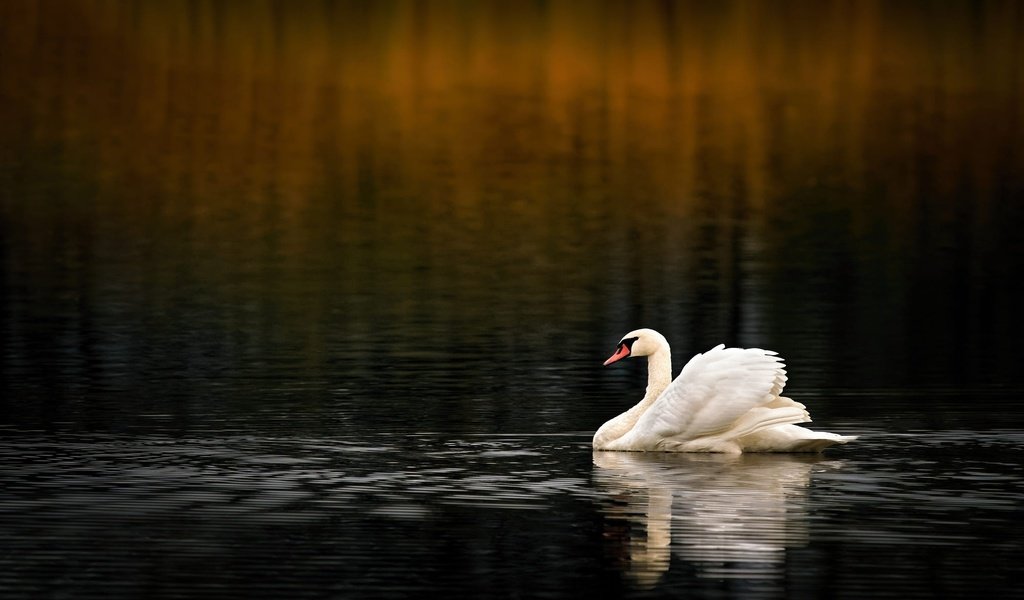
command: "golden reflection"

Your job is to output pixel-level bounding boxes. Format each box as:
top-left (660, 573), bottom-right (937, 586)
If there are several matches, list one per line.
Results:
top-left (2, 1), bottom-right (1020, 378)
top-left (1, 0), bottom-right (1020, 210)
top-left (593, 451), bottom-right (839, 587)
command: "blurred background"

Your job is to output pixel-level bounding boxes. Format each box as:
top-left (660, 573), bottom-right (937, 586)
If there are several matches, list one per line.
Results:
top-left (1, 0), bottom-right (1022, 435)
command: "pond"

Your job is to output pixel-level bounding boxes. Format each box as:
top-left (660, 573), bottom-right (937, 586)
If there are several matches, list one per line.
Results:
top-left (1, 1), bottom-right (1022, 598)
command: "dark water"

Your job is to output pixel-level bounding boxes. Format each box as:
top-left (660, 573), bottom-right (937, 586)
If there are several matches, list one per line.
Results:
top-left (2, 1), bottom-right (1024, 598)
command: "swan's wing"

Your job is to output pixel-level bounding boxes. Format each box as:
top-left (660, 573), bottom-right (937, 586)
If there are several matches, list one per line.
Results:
top-left (630, 345), bottom-right (797, 446)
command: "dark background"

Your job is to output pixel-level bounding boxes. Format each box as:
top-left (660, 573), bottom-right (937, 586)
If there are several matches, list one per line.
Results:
top-left (2, 1), bottom-right (1022, 436)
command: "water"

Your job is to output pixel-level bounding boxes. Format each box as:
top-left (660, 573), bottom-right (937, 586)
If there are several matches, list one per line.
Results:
top-left (2, 1), bottom-right (1023, 598)
top-left (1, 430), bottom-right (1021, 598)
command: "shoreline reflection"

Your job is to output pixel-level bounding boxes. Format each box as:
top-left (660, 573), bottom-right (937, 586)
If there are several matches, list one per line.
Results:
top-left (593, 451), bottom-right (840, 587)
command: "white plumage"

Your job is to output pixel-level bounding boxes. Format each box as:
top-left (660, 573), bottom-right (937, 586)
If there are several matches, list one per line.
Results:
top-left (595, 329), bottom-right (856, 453)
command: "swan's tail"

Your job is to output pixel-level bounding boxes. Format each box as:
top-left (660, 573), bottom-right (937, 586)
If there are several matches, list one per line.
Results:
top-left (738, 424), bottom-right (857, 453)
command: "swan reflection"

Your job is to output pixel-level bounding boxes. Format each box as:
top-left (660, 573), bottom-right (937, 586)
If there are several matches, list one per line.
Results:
top-left (593, 451), bottom-right (839, 587)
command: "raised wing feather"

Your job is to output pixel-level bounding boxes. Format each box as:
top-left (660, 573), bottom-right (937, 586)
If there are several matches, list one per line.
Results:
top-left (628, 345), bottom-right (796, 447)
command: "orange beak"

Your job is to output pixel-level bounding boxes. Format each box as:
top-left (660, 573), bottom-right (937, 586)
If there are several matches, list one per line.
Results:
top-left (603, 344), bottom-right (631, 366)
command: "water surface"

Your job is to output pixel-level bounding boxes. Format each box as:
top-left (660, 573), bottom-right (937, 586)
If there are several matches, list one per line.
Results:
top-left (2, 1), bottom-right (1023, 598)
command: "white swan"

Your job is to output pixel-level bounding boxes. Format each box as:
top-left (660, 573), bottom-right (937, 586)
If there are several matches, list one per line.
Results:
top-left (594, 328), bottom-right (856, 453)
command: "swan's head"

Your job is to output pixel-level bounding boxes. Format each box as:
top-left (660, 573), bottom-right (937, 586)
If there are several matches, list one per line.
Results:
top-left (603, 328), bottom-right (669, 366)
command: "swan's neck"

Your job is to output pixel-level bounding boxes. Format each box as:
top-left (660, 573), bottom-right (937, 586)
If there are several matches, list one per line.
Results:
top-left (640, 348), bottom-right (672, 409)
top-left (594, 346), bottom-right (672, 449)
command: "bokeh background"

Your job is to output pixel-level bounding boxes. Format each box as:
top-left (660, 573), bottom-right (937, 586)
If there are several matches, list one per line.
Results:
top-left (3, 0), bottom-right (1022, 436)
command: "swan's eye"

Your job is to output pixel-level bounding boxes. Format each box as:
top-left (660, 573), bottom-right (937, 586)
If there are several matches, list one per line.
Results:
top-left (620, 337), bottom-right (639, 350)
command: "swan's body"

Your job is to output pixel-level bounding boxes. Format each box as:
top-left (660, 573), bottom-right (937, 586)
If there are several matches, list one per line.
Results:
top-left (595, 329), bottom-right (855, 453)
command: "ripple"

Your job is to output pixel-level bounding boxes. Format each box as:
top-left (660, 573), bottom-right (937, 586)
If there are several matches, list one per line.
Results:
top-left (1, 428), bottom-right (1023, 598)
top-left (0, 433), bottom-right (594, 526)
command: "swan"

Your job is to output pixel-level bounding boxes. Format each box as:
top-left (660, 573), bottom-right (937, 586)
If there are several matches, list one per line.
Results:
top-left (594, 329), bottom-right (856, 453)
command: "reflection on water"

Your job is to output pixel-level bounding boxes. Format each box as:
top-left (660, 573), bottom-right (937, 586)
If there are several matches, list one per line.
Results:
top-left (0, 433), bottom-right (601, 598)
top-left (2, 0), bottom-right (1022, 412)
top-left (3, 429), bottom-right (1020, 598)
top-left (2, 0), bottom-right (1023, 438)
top-left (593, 451), bottom-right (833, 588)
